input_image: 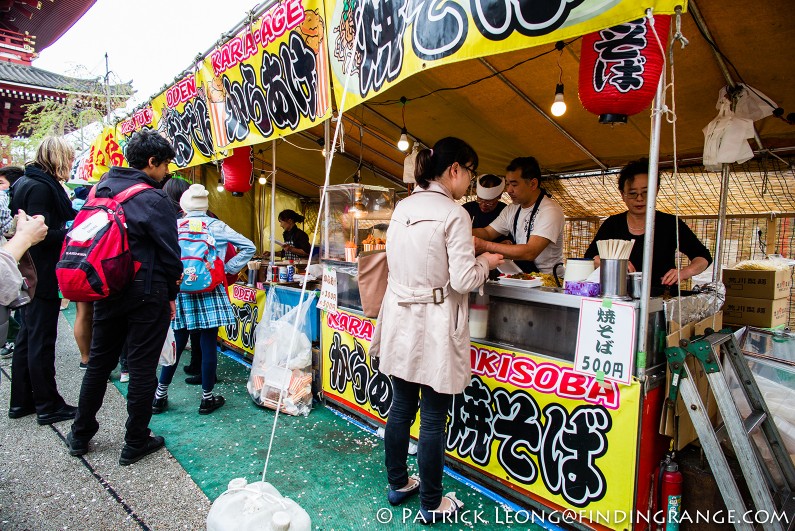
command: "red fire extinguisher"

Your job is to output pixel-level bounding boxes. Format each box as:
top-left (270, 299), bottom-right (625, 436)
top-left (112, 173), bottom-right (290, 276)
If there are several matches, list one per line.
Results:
top-left (656, 456), bottom-right (683, 530)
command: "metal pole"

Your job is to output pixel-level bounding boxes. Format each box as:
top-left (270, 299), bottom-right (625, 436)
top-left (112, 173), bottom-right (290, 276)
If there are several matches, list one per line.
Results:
top-left (324, 118), bottom-right (330, 260)
top-left (270, 139), bottom-right (276, 270)
top-left (711, 164), bottom-right (731, 283)
top-left (637, 75), bottom-right (666, 382)
top-left (104, 53), bottom-right (112, 125)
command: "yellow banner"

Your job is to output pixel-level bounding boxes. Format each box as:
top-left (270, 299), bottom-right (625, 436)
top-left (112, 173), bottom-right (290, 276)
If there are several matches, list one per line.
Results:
top-left (321, 308), bottom-right (641, 527)
top-left (196, 0), bottom-right (333, 151)
top-left (219, 284), bottom-right (267, 356)
top-left (326, 0), bottom-right (684, 107)
top-left (75, 126), bottom-right (125, 182)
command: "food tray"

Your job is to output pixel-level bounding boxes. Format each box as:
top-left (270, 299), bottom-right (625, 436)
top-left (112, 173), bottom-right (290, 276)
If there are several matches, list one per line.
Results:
top-left (496, 276), bottom-right (543, 288)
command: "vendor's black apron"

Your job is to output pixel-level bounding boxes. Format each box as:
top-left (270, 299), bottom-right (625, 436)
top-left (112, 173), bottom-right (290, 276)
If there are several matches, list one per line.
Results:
top-left (511, 190), bottom-right (548, 274)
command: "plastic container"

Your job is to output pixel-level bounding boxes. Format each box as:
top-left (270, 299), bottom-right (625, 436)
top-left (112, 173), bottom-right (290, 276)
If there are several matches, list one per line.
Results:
top-left (469, 304), bottom-right (489, 339)
top-left (564, 258), bottom-right (594, 283)
top-left (207, 478), bottom-right (312, 531)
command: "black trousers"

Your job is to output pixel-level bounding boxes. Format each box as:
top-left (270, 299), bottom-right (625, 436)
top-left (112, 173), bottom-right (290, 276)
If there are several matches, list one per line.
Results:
top-left (71, 280), bottom-right (171, 446)
top-left (10, 297), bottom-right (66, 414)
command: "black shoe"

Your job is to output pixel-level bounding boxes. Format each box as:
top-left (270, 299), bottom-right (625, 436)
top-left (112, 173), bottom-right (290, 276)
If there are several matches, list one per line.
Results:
top-left (0, 342), bottom-right (14, 359)
top-left (119, 435), bottom-right (165, 466)
top-left (183, 365), bottom-right (200, 376)
top-left (79, 362), bottom-right (88, 370)
top-left (66, 431), bottom-right (89, 457)
top-left (198, 395), bottom-right (225, 415)
top-left (8, 405), bottom-right (35, 419)
top-left (36, 404), bottom-right (77, 426)
top-left (152, 396), bottom-right (168, 414)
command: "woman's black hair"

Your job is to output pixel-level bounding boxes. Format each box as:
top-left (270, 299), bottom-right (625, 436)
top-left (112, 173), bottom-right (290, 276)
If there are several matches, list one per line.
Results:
top-left (163, 177), bottom-right (191, 213)
top-left (279, 209), bottom-right (305, 224)
top-left (618, 158), bottom-right (657, 192)
top-left (414, 137), bottom-right (478, 189)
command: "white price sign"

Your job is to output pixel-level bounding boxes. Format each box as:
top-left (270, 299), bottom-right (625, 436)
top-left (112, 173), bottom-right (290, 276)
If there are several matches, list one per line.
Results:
top-left (574, 298), bottom-right (636, 385)
top-left (316, 267), bottom-right (338, 315)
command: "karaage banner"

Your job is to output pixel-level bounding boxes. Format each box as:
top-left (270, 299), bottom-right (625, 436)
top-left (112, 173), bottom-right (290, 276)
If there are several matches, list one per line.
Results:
top-left (326, 0), bottom-right (684, 108)
top-left (196, 0), bottom-right (332, 151)
top-left (321, 308), bottom-right (641, 527)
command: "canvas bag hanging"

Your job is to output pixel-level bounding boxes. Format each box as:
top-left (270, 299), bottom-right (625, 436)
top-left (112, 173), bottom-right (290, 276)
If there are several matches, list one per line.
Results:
top-left (358, 250), bottom-right (388, 318)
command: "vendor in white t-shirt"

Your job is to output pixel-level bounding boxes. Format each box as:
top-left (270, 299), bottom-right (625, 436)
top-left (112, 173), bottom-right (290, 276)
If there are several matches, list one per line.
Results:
top-left (473, 157), bottom-right (564, 274)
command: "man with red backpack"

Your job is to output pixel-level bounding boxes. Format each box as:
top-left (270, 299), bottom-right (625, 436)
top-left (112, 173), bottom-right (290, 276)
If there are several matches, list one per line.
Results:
top-left (66, 129), bottom-right (182, 466)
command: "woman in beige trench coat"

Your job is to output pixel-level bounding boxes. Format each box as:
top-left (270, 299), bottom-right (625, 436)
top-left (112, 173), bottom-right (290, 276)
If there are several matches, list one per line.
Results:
top-left (370, 137), bottom-right (503, 524)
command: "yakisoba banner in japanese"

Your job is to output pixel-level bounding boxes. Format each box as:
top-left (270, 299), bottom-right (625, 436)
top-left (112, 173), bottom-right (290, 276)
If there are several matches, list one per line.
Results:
top-left (196, 0), bottom-right (332, 151)
top-left (326, 0), bottom-right (683, 108)
top-left (321, 308), bottom-right (641, 527)
top-left (74, 126), bottom-right (125, 182)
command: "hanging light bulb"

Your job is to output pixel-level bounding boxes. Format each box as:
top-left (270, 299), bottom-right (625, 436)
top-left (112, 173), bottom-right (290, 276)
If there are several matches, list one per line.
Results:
top-left (258, 169), bottom-right (267, 185)
top-left (551, 83), bottom-right (567, 117)
top-left (217, 181), bottom-right (224, 192)
top-left (397, 128), bottom-right (410, 152)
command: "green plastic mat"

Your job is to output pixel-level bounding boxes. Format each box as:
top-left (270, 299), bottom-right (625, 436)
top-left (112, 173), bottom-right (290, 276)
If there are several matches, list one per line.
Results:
top-left (65, 304), bottom-right (545, 529)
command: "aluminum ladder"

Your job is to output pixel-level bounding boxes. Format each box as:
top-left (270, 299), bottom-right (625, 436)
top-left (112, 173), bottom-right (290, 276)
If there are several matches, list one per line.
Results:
top-left (666, 329), bottom-right (795, 531)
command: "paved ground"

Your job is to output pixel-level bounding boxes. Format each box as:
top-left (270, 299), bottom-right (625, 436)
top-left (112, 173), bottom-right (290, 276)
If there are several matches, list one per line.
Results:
top-left (0, 312), bottom-right (210, 530)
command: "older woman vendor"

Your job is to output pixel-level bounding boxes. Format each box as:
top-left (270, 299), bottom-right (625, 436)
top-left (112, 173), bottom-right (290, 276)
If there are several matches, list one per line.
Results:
top-left (584, 159), bottom-right (712, 294)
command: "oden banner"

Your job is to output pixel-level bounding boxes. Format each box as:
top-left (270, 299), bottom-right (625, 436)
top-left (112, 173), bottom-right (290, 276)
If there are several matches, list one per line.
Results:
top-left (325, 0), bottom-right (683, 107)
top-left (321, 307), bottom-right (641, 529)
top-left (196, 0), bottom-right (333, 151)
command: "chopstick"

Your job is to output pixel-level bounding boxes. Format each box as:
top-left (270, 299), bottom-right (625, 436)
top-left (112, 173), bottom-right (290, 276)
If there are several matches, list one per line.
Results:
top-left (596, 239), bottom-right (634, 260)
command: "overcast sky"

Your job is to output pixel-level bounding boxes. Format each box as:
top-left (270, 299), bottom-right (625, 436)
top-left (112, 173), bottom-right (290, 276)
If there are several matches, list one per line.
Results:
top-left (33, 0), bottom-right (265, 106)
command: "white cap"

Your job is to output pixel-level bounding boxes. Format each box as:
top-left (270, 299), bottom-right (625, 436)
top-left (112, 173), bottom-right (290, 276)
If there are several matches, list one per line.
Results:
top-left (180, 183), bottom-right (210, 212)
top-left (476, 174), bottom-right (505, 200)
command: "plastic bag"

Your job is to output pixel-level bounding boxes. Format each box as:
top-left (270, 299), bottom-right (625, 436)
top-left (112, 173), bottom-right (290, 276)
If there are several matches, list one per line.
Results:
top-left (247, 287), bottom-right (314, 416)
top-left (159, 327), bottom-right (177, 366)
top-left (703, 99), bottom-right (754, 171)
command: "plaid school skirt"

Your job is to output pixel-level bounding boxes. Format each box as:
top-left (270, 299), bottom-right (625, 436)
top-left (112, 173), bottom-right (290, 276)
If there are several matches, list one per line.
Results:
top-left (173, 284), bottom-right (235, 331)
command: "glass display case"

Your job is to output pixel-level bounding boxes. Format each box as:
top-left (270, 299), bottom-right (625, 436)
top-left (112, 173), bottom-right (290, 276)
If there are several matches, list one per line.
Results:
top-left (322, 184), bottom-right (395, 262)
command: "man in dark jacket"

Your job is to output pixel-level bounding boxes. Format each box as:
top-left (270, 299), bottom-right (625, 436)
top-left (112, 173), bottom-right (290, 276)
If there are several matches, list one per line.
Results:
top-left (67, 129), bottom-right (183, 466)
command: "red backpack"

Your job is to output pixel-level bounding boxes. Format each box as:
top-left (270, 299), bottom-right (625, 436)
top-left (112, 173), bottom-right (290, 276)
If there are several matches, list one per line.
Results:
top-left (56, 183), bottom-right (151, 301)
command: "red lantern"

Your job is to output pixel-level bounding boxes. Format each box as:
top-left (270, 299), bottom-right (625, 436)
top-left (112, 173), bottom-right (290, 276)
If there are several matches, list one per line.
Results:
top-left (222, 146), bottom-right (253, 196)
top-left (578, 15), bottom-right (671, 124)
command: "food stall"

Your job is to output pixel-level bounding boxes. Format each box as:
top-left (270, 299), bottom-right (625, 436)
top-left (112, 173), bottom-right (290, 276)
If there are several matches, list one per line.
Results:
top-left (317, 188), bottom-right (669, 530)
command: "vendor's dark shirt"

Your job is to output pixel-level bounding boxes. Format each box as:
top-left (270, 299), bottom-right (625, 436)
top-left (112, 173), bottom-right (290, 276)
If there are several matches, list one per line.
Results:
top-left (584, 211), bottom-right (712, 291)
top-left (462, 201), bottom-right (506, 229)
top-left (283, 226), bottom-right (311, 260)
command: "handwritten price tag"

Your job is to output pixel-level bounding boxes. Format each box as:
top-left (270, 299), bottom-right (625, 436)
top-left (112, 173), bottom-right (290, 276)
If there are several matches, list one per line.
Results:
top-left (317, 267), bottom-right (338, 315)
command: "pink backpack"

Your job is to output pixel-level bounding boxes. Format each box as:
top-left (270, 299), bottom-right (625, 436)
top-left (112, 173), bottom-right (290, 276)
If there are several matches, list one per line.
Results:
top-left (56, 183), bottom-right (151, 301)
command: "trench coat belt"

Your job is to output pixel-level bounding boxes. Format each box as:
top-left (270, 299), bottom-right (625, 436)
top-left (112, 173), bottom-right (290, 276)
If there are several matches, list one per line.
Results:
top-left (388, 278), bottom-right (450, 306)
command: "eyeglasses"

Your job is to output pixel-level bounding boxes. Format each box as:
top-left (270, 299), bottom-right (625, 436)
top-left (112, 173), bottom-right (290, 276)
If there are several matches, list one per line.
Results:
top-left (624, 191), bottom-right (648, 200)
top-left (462, 164), bottom-right (478, 180)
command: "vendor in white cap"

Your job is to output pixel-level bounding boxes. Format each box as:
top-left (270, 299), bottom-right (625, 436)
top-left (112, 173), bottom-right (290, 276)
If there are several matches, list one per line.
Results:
top-left (462, 174), bottom-right (507, 229)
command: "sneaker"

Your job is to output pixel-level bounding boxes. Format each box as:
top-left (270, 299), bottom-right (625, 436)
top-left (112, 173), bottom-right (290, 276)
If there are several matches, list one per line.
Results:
top-left (36, 404), bottom-right (78, 426)
top-left (185, 375), bottom-right (202, 385)
top-left (79, 362), bottom-right (88, 370)
top-left (0, 342), bottom-right (14, 359)
top-left (66, 431), bottom-right (89, 457)
top-left (183, 365), bottom-right (200, 376)
top-left (198, 395), bottom-right (225, 415)
top-left (120, 371), bottom-right (130, 383)
top-left (152, 396), bottom-right (168, 414)
top-left (418, 493), bottom-right (464, 525)
top-left (119, 435), bottom-right (165, 466)
top-left (387, 475), bottom-right (420, 506)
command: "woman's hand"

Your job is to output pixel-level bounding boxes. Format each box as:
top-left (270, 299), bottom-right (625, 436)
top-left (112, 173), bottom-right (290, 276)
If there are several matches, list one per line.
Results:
top-left (661, 268), bottom-right (685, 285)
top-left (481, 252), bottom-right (504, 270)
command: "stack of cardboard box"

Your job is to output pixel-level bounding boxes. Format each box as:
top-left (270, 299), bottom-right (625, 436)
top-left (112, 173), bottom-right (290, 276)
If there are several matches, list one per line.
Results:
top-left (722, 268), bottom-right (791, 328)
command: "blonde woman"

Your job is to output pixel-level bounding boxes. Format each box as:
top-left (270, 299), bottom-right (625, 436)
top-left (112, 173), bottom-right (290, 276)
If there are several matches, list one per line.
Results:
top-left (8, 136), bottom-right (78, 425)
